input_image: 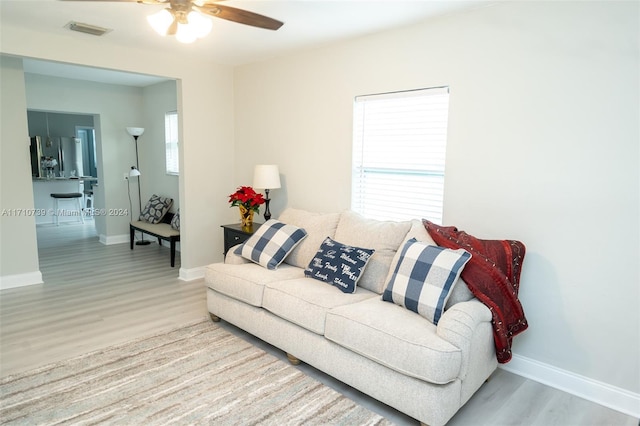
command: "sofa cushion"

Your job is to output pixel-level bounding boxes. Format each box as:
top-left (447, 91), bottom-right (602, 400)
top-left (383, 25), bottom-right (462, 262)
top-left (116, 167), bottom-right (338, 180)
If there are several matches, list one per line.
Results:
top-left (205, 262), bottom-right (304, 307)
top-left (234, 219), bottom-right (307, 270)
top-left (277, 208), bottom-right (341, 269)
top-left (262, 278), bottom-right (377, 335)
top-left (325, 297), bottom-right (462, 384)
top-left (304, 237), bottom-right (375, 293)
top-left (382, 238), bottom-right (471, 325)
top-left (334, 211), bottom-right (411, 294)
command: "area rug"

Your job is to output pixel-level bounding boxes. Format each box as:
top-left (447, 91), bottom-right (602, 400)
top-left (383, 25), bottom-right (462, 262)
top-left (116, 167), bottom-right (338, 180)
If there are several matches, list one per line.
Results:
top-left (0, 321), bottom-right (393, 425)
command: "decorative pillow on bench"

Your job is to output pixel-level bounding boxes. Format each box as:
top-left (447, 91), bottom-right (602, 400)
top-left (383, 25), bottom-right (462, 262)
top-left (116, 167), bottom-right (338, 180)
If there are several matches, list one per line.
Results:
top-left (382, 238), bottom-right (471, 325)
top-left (305, 237), bottom-right (375, 293)
top-left (171, 209), bottom-right (180, 230)
top-left (140, 194), bottom-right (173, 224)
top-left (234, 219), bottom-right (307, 270)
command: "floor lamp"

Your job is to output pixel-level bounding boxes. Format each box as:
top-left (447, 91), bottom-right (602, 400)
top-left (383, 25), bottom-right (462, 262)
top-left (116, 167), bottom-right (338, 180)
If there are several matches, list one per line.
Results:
top-left (127, 127), bottom-right (151, 245)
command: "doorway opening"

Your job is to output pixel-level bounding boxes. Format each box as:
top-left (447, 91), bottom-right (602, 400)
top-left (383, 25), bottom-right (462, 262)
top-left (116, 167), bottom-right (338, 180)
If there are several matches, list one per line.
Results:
top-left (28, 110), bottom-right (99, 239)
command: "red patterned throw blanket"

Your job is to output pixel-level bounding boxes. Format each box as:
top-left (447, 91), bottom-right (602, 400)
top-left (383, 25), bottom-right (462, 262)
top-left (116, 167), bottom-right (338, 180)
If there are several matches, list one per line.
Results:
top-left (423, 220), bottom-right (528, 363)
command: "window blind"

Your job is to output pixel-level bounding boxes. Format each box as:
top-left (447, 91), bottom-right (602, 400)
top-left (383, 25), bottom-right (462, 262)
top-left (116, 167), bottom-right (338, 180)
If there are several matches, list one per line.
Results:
top-left (352, 87), bottom-right (449, 223)
top-left (165, 111), bottom-right (179, 175)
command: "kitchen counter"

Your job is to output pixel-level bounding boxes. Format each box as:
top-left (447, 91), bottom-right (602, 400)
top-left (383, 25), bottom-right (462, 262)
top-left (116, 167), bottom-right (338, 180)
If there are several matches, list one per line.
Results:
top-left (32, 178), bottom-right (97, 224)
top-left (33, 177), bottom-right (98, 182)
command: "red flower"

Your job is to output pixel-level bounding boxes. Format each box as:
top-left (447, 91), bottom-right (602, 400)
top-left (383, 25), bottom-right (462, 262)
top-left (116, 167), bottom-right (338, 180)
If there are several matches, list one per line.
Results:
top-left (228, 186), bottom-right (265, 212)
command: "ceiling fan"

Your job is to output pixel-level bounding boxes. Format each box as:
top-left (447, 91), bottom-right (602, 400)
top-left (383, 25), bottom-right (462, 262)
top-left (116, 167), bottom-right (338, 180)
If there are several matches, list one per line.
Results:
top-left (61, 0), bottom-right (284, 43)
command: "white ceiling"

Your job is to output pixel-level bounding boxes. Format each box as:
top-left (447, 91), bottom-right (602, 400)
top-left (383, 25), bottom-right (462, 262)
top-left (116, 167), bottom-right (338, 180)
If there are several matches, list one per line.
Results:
top-left (1, 0), bottom-right (491, 86)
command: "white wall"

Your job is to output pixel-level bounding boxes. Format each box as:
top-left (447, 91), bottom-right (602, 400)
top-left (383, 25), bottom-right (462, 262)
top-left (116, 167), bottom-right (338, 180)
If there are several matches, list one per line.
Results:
top-left (0, 21), bottom-right (235, 277)
top-left (0, 57), bottom-right (41, 284)
top-left (234, 0), bottom-right (639, 409)
top-left (24, 73), bottom-right (143, 238)
top-left (141, 80), bottom-right (179, 214)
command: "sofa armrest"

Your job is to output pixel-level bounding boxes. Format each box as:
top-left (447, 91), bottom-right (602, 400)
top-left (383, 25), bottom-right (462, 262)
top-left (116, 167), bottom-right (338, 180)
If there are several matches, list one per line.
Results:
top-left (437, 299), bottom-right (493, 379)
top-left (224, 244), bottom-right (250, 265)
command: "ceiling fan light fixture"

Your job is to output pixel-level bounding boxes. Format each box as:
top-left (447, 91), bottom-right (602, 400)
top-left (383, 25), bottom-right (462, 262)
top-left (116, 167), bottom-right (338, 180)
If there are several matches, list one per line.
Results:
top-left (187, 11), bottom-right (213, 38)
top-left (175, 24), bottom-right (197, 44)
top-left (175, 12), bottom-right (212, 43)
top-left (147, 8), bottom-right (212, 43)
top-left (147, 9), bottom-right (174, 36)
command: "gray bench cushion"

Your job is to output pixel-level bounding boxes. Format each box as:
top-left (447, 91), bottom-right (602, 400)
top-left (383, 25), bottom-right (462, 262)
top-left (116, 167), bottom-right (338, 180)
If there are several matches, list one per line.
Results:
top-left (325, 297), bottom-right (462, 384)
top-left (205, 262), bottom-right (303, 307)
top-left (130, 220), bottom-right (179, 238)
top-left (263, 278), bottom-right (377, 335)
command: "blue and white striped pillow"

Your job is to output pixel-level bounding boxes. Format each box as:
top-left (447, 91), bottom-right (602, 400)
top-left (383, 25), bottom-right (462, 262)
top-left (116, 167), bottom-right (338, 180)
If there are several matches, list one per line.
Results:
top-left (382, 238), bottom-right (471, 325)
top-left (235, 219), bottom-right (307, 270)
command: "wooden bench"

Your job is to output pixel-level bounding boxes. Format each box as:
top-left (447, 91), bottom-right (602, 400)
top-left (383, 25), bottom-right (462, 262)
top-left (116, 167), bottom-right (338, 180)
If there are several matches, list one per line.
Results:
top-left (130, 212), bottom-right (180, 267)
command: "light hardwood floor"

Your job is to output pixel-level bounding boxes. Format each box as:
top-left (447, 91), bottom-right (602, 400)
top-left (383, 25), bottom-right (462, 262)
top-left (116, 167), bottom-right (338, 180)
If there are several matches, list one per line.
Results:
top-left (0, 221), bottom-right (207, 376)
top-left (1, 222), bottom-right (637, 426)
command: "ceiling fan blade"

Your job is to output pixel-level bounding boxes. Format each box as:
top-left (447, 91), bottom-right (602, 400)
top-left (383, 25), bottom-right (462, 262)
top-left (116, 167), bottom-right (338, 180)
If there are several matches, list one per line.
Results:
top-left (195, 4), bottom-right (283, 31)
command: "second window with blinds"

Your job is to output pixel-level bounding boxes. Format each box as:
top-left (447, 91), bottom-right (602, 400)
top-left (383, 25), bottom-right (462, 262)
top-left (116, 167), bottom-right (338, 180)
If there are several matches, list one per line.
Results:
top-left (351, 87), bottom-right (450, 224)
top-left (165, 111), bottom-right (179, 175)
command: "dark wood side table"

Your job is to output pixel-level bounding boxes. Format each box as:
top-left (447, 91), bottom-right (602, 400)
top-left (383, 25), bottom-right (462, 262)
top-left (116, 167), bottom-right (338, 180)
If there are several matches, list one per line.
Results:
top-left (221, 223), bottom-right (262, 255)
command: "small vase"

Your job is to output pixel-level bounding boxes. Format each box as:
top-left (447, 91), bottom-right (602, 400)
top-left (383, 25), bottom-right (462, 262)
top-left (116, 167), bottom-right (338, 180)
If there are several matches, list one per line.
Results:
top-left (239, 205), bottom-right (254, 228)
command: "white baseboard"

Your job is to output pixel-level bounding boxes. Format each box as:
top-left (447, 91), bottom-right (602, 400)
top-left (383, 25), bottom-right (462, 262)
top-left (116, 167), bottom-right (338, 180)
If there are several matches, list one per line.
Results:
top-left (500, 353), bottom-right (640, 418)
top-left (179, 267), bottom-right (205, 282)
top-left (0, 271), bottom-right (43, 290)
top-left (99, 234), bottom-right (129, 245)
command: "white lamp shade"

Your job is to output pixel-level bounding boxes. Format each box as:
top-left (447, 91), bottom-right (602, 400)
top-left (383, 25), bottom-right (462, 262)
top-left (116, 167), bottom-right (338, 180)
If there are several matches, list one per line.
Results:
top-left (253, 165), bottom-right (281, 189)
top-left (188, 12), bottom-right (213, 38)
top-left (175, 22), bottom-right (198, 44)
top-left (126, 127), bottom-right (145, 137)
top-left (147, 9), bottom-right (174, 36)
top-left (129, 167), bottom-right (141, 177)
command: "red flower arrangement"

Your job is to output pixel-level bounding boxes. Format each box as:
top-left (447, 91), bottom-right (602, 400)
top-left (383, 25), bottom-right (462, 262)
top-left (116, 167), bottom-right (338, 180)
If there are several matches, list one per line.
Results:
top-left (228, 186), bottom-right (265, 213)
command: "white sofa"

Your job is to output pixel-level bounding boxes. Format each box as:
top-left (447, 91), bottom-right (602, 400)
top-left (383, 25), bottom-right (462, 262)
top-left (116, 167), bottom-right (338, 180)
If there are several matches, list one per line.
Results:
top-left (205, 209), bottom-right (498, 426)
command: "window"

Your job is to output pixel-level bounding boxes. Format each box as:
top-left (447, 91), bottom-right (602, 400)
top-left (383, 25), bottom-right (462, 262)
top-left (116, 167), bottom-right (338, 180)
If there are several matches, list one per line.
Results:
top-left (165, 111), bottom-right (179, 175)
top-left (352, 87), bottom-right (449, 223)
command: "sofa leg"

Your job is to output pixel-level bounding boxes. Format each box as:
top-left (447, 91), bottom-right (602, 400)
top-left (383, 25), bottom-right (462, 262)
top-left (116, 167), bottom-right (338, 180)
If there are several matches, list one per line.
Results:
top-left (209, 313), bottom-right (221, 322)
top-left (286, 353), bottom-right (301, 365)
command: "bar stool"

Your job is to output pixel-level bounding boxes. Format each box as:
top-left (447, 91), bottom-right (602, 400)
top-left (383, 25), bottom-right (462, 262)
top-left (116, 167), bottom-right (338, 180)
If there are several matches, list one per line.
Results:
top-left (50, 193), bottom-right (84, 226)
top-left (83, 189), bottom-right (93, 211)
